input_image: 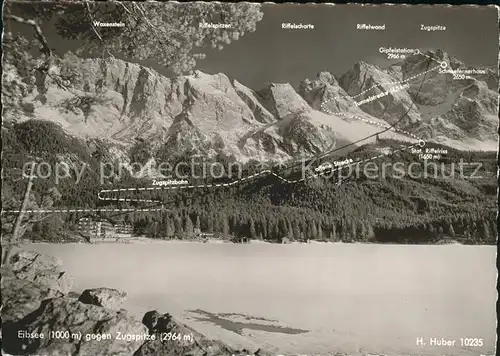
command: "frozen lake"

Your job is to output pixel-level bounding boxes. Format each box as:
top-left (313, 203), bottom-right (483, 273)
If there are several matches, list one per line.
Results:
top-left (25, 242), bottom-right (497, 356)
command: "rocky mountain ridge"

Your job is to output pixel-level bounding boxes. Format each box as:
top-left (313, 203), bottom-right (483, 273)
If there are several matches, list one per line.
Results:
top-left (2, 49), bottom-right (497, 169)
top-left (303, 49), bottom-right (498, 148)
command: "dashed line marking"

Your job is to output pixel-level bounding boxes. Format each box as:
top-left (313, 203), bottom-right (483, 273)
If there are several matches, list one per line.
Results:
top-left (3, 207), bottom-right (167, 214)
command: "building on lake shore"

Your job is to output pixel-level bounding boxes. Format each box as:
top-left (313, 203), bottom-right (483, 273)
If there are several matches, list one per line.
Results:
top-left (78, 216), bottom-right (133, 241)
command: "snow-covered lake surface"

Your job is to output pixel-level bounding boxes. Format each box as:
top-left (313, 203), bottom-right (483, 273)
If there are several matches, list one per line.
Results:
top-left (26, 242), bottom-right (497, 356)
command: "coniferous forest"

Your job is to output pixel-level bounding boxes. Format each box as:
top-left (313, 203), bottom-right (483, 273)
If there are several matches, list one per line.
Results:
top-left (1, 119), bottom-right (497, 245)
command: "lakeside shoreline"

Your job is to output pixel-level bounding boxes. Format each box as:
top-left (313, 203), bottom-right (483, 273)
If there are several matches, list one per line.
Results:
top-left (9, 243), bottom-right (497, 356)
top-left (20, 236), bottom-right (484, 246)
top-left (1, 250), bottom-right (271, 356)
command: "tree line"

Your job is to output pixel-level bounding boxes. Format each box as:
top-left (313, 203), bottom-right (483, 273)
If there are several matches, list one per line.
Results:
top-left (2, 121), bottom-right (497, 245)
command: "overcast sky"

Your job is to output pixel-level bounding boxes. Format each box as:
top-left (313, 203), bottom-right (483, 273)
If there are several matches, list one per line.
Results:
top-left (196, 4), bottom-right (499, 89)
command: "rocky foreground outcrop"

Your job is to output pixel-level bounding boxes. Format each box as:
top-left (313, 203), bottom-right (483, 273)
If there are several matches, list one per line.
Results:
top-left (9, 250), bottom-right (73, 294)
top-left (1, 250), bottom-right (268, 356)
top-left (78, 287), bottom-right (127, 311)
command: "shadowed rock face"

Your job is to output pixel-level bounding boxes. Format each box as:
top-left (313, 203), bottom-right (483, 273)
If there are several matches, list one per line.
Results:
top-left (135, 310), bottom-right (232, 356)
top-left (79, 287), bottom-right (127, 311)
top-left (258, 83), bottom-right (311, 120)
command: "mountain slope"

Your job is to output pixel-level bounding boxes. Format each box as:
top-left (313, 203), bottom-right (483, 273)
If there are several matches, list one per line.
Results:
top-left (2, 48), bottom-right (497, 169)
top-left (338, 61), bottom-right (423, 126)
top-left (399, 50), bottom-right (498, 147)
top-left (299, 49), bottom-right (498, 151)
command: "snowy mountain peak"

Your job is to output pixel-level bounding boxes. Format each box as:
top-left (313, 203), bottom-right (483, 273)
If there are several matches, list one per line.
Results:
top-left (257, 82), bottom-right (311, 120)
